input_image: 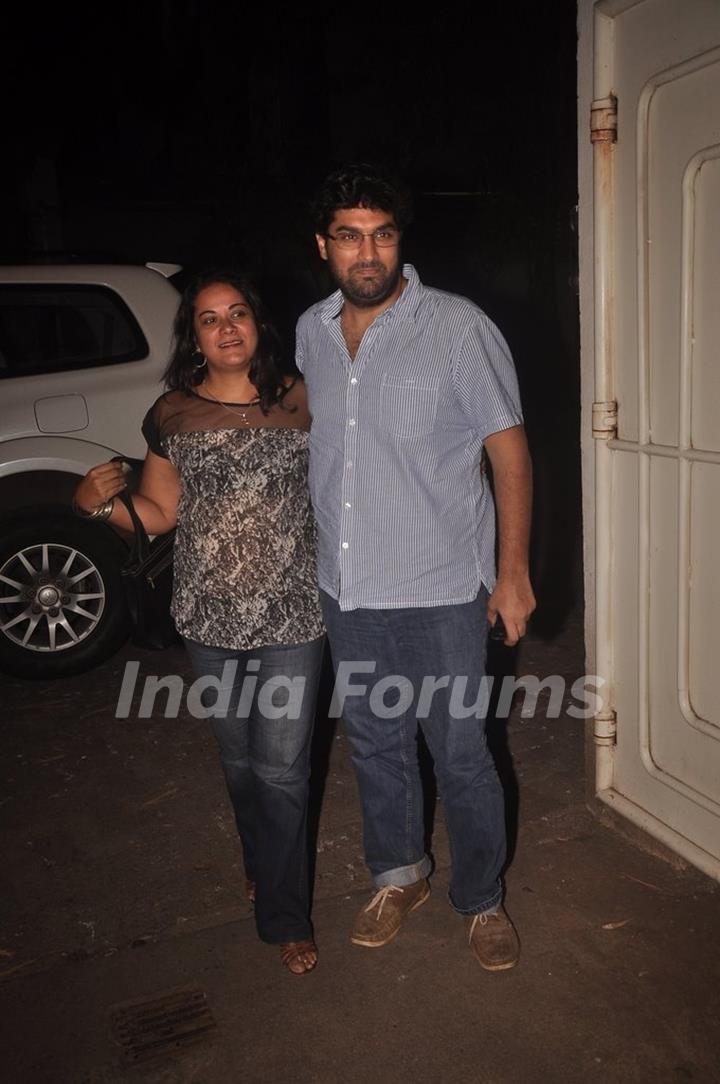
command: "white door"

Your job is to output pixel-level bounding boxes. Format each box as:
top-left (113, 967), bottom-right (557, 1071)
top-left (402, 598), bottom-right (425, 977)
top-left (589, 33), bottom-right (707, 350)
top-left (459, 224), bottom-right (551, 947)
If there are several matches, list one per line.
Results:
top-left (579, 0), bottom-right (720, 879)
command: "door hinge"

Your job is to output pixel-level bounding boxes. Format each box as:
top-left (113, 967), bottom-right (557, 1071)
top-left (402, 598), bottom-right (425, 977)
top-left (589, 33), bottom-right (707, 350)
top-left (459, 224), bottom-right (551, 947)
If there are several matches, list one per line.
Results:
top-left (593, 709), bottom-right (617, 746)
top-left (592, 400), bottom-right (618, 439)
top-left (590, 96), bottom-right (618, 143)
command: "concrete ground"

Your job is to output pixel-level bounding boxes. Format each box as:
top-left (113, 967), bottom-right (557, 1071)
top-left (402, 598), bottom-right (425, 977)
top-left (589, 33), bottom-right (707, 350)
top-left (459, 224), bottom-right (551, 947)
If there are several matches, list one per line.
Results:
top-left (1, 611), bottom-right (719, 1084)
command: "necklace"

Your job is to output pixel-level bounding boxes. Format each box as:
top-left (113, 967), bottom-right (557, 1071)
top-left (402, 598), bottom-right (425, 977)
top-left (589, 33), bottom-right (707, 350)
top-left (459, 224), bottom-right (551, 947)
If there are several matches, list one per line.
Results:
top-left (201, 381), bottom-right (260, 424)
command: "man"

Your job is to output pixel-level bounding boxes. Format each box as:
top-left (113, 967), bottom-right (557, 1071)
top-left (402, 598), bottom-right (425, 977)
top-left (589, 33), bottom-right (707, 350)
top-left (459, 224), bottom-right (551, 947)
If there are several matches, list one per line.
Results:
top-left (296, 164), bottom-right (535, 971)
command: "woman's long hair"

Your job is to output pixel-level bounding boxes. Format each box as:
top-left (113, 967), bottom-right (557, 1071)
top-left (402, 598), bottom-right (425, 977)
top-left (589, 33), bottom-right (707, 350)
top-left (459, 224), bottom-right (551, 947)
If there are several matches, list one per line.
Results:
top-left (163, 269), bottom-right (293, 413)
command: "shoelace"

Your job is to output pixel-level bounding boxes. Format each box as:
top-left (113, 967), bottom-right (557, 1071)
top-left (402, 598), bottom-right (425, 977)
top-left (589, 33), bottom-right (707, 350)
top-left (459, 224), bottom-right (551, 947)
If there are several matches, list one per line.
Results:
top-left (364, 885), bottom-right (404, 918)
top-left (468, 912), bottom-right (493, 943)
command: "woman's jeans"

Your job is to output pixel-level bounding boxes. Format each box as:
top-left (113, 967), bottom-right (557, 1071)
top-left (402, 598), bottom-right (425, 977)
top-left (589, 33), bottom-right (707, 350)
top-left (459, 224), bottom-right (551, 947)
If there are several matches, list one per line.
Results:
top-left (320, 588), bottom-right (504, 916)
top-left (183, 635), bottom-right (325, 943)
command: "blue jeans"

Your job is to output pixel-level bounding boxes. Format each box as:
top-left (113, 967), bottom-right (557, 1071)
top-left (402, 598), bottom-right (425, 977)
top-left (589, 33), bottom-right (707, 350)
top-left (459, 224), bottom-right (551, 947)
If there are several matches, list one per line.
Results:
top-left (183, 635), bottom-right (325, 943)
top-left (320, 589), bottom-right (504, 915)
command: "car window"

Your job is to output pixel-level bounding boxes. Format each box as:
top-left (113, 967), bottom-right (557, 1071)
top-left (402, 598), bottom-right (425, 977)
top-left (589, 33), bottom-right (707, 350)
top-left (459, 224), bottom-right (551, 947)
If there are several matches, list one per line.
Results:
top-left (0, 285), bottom-right (149, 378)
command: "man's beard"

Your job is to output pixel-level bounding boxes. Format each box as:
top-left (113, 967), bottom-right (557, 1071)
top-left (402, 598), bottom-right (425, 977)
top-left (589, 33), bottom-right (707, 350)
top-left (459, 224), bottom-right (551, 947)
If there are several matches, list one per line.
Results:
top-left (333, 259), bottom-right (402, 308)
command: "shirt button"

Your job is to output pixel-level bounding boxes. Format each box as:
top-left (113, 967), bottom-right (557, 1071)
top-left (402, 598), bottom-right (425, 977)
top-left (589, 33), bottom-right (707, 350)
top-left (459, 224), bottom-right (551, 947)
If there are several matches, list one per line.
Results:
top-left (347, 461), bottom-right (353, 468)
top-left (344, 502), bottom-right (351, 509)
top-left (350, 377), bottom-right (358, 385)
top-left (341, 542), bottom-right (349, 550)
top-left (348, 418), bottom-right (356, 426)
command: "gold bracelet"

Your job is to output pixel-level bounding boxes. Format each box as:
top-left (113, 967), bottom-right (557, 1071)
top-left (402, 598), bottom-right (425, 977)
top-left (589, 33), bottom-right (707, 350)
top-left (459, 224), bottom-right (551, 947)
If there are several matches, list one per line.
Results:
top-left (93, 498), bottom-right (115, 521)
top-left (72, 497), bottom-right (114, 521)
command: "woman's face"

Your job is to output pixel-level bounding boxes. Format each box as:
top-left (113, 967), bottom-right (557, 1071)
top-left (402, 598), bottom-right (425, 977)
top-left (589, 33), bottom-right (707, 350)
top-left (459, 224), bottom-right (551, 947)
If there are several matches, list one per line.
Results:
top-left (193, 282), bottom-right (259, 376)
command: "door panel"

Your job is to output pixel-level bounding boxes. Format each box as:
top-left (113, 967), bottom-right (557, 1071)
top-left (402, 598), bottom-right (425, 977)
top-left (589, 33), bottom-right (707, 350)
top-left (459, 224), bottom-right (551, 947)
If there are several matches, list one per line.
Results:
top-left (588, 0), bottom-right (720, 875)
top-left (688, 464), bottom-right (720, 729)
top-left (692, 156), bottom-right (720, 453)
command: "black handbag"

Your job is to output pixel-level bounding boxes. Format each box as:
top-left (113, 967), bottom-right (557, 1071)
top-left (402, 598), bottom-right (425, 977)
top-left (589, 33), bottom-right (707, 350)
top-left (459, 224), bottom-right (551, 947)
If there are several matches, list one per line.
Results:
top-left (116, 487), bottom-right (178, 650)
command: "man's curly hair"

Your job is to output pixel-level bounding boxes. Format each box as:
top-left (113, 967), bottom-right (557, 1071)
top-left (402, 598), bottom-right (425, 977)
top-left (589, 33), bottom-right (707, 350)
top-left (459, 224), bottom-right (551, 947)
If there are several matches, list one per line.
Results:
top-left (312, 163), bottom-right (414, 236)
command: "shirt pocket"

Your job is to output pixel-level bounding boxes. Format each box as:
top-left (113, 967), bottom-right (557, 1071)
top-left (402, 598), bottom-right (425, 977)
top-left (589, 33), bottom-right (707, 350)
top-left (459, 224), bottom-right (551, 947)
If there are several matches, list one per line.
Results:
top-left (379, 375), bottom-right (439, 438)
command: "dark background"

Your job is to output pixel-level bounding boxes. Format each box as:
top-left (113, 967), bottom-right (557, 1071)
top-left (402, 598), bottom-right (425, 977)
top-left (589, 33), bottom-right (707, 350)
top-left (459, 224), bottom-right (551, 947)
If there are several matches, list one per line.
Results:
top-left (3, 2), bottom-right (582, 631)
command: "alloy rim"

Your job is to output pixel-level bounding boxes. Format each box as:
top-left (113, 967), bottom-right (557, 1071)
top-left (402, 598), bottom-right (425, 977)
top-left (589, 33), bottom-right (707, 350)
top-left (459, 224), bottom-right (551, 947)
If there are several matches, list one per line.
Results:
top-left (0, 542), bottom-right (106, 653)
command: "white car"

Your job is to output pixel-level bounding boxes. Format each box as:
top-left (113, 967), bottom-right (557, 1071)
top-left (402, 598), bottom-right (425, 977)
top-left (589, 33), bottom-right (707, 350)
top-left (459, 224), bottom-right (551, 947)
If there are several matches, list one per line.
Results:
top-left (0, 262), bottom-right (181, 678)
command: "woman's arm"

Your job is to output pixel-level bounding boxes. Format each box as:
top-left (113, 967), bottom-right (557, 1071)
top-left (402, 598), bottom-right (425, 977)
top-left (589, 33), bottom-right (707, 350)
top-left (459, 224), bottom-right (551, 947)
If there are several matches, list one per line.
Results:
top-left (73, 451), bottom-right (180, 535)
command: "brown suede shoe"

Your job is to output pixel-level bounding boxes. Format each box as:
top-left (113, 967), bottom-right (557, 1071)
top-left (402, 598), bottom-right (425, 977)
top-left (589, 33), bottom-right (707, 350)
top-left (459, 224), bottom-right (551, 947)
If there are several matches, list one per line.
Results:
top-left (351, 879), bottom-right (430, 947)
top-left (468, 906), bottom-right (520, 971)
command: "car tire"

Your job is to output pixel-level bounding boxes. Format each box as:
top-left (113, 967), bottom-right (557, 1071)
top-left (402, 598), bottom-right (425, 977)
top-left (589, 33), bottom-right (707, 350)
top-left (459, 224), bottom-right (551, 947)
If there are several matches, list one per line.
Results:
top-left (0, 507), bottom-right (131, 680)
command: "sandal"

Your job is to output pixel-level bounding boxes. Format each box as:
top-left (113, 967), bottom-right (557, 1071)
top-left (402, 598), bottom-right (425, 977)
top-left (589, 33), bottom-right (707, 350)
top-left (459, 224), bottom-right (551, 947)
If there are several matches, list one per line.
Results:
top-left (280, 939), bottom-right (318, 975)
top-left (245, 879), bottom-right (256, 904)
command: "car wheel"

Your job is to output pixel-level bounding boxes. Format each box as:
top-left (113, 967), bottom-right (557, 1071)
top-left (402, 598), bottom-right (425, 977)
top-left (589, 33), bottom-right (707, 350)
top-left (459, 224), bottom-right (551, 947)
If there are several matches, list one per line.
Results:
top-left (0, 508), bottom-right (131, 679)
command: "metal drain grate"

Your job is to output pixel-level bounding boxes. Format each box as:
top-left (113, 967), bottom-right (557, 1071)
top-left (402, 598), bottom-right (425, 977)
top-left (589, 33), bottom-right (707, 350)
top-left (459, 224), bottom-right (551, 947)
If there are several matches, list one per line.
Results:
top-left (110, 987), bottom-right (217, 1063)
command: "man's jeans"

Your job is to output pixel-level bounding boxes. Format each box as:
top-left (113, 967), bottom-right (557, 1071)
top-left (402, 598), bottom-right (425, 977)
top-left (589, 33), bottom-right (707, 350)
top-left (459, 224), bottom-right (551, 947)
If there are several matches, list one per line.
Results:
top-left (183, 635), bottom-right (325, 943)
top-left (321, 589), bottom-right (504, 915)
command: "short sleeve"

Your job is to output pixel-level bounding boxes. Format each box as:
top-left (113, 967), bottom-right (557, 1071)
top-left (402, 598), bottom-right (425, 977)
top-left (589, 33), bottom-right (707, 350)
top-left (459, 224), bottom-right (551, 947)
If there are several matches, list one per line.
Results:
top-left (141, 404), bottom-right (169, 459)
top-left (452, 314), bottom-right (523, 439)
top-left (294, 317), bottom-right (306, 374)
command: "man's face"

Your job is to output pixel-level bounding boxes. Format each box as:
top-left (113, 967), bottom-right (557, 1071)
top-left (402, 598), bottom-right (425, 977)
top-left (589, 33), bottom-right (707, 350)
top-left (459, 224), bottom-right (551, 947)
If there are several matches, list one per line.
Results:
top-left (316, 206), bottom-right (402, 308)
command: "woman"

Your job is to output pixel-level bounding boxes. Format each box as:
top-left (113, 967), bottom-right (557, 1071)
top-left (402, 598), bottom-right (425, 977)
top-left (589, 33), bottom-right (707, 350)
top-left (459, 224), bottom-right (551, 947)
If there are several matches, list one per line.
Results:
top-left (74, 271), bottom-right (324, 975)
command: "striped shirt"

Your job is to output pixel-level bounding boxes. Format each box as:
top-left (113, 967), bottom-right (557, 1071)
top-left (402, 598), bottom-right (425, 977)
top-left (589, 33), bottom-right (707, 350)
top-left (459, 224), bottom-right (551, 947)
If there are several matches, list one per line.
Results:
top-left (295, 264), bottom-right (522, 611)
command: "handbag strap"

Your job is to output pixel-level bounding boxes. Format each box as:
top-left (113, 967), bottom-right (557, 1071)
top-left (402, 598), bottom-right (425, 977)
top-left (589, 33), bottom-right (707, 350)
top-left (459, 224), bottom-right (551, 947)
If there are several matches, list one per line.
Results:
top-left (110, 457), bottom-right (176, 578)
top-left (116, 487), bottom-right (151, 570)
top-left (109, 455), bottom-right (151, 568)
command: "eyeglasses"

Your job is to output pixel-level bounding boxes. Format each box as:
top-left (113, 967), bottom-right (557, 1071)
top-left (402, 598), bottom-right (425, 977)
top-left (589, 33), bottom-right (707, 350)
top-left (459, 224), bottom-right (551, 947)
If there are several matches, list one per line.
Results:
top-left (325, 227), bottom-right (402, 250)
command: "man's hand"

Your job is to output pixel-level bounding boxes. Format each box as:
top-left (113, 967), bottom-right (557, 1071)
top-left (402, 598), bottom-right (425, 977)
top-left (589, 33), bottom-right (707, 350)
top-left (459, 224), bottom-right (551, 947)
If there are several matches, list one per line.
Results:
top-left (488, 574), bottom-right (536, 646)
top-left (484, 425), bottom-right (536, 646)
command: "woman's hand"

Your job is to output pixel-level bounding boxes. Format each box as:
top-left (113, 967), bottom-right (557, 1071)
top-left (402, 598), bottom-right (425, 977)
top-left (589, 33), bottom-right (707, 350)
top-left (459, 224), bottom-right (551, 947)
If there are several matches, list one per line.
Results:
top-left (74, 461), bottom-right (128, 513)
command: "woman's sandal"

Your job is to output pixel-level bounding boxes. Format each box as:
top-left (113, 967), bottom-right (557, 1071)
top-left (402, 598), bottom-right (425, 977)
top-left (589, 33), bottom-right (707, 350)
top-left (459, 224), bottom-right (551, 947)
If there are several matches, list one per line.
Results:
top-left (245, 879), bottom-right (256, 904)
top-left (280, 940), bottom-right (318, 975)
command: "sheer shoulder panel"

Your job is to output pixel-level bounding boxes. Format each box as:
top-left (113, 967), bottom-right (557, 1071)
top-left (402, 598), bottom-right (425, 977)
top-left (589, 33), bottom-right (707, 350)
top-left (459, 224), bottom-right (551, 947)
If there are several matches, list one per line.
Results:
top-left (149, 379), bottom-right (310, 444)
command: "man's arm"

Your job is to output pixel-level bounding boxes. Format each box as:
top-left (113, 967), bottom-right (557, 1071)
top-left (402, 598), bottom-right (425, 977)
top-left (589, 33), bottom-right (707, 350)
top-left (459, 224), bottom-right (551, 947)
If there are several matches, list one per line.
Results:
top-left (483, 424), bottom-right (536, 645)
top-left (294, 318), bottom-right (306, 374)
